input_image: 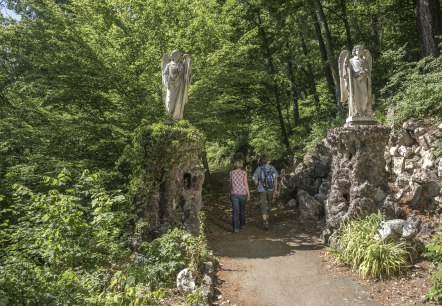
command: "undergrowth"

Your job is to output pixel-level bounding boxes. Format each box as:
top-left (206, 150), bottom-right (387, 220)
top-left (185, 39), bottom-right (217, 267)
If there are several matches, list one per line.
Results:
top-left (0, 170), bottom-right (209, 305)
top-left (329, 212), bottom-right (410, 279)
top-left (424, 234), bottom-right (442, 302)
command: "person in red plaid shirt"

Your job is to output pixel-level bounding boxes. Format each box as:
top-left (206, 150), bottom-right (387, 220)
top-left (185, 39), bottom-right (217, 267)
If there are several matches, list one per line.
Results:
top-left (230, 158), bottom-right (250, 233)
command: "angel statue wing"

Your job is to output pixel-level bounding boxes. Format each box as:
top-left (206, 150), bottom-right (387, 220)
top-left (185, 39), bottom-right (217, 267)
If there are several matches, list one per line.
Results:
top-left (182, 54), bottom-right (192, 105)
top-left (161, 53), bottom-right (170, 88)
top-left (338, 50), bottom-right (350, 103)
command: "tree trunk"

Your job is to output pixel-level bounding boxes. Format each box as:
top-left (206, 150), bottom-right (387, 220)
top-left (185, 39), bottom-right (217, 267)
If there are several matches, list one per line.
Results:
top-left (311, 9), bottom-right (335, 98)
top-left (416, 0), bottom-right (442, 57)
top-left (298, 23), bottom-right (321, 113)
top-left (287, 58), bottom-right (300, 126)
top-left (314, 0), bottom-right (340, 103)
top-left (256, 12), bottom-right (291, 151)
top-left (201, 146), bottom-right (210, 176)
top-left (339, 0), bottom-right (352, 50)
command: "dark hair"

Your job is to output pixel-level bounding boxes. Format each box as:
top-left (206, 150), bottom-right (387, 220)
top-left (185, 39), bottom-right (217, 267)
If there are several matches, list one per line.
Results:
top-left (259, 155), bottom-right (268, 166)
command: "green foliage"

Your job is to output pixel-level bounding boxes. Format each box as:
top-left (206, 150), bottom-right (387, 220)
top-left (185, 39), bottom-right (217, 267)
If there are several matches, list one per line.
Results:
top-left (0, 170), bottom-right (130, 305)
top-left (382, 56), bottom-right (442, 125)
top-left (302, 113), bottom-right (345, 156)
top-left (330, 213), bottom-right (410, 279)
top-left (185, 290), bottom-right (205, 306)
top-left (120, 120), bottom-right (205, 201)
top-left (0, 169), bottom-right (210, 304)
top-left (424, 234), bottom-right (442, 302)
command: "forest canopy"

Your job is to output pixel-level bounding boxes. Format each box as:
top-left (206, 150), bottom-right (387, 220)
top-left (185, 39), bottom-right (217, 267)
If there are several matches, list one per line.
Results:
top-left (1, 0), bottom-right (442, 303)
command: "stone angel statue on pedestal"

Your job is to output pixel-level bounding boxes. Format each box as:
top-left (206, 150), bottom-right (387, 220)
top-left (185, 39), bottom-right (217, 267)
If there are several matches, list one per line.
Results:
top-left (338, 45), bottom-right (376, 126)
top-left (162, 50), bottom-right (192, 120)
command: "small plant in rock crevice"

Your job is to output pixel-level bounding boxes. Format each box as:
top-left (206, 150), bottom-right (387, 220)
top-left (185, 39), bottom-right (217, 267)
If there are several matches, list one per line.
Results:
top-left (329, 212), bottom-right (411, 279)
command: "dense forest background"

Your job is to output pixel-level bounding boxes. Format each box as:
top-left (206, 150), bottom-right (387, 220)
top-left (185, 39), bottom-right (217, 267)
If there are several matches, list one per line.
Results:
top-left (1, 0), bottom-right (442, 304)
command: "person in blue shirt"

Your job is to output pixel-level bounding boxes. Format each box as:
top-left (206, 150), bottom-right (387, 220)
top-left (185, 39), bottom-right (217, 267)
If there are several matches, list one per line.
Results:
top-left (253, 155), bottom-right (278, 230)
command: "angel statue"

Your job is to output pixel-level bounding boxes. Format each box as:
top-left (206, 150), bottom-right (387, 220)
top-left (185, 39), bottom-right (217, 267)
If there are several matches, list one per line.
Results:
top-left (161, 50), bottom-right (192, 121)
top-left (338, 45), bottom-right (376, 125)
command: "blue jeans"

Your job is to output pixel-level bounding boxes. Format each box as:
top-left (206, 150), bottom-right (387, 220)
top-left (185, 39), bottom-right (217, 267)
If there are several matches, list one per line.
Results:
top-left (231, 194), bottom-right (247, 230)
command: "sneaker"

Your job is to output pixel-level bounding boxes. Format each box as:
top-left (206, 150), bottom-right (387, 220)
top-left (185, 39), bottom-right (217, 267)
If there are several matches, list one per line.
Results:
top-left (233, 229), bottom-right (240, 234)
top-left (240, 224), bottom-right (246, 229)
top-left (262, 220), bottom-right (268, 230)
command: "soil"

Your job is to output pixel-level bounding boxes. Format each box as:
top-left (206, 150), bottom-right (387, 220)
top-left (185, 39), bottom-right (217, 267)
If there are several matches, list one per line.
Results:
top-left (203, 172), bottom-right (440, 306)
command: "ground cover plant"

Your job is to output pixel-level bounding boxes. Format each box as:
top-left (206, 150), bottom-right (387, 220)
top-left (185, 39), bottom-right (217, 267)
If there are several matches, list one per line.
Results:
top-left (329, 213), bottom-right (411, 279)
top-left (0, 170), bottom-right (209, 305)
top-left (424, 233), bottom-right (442, 302)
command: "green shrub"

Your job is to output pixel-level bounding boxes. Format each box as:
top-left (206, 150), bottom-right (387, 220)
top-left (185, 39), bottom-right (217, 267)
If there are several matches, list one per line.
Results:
top-left (381, 56), bottom-right (442, 125)
top-left (330, 213), bottom-right (410, 279)
top-left (0, 170), bottom-right (210, 305)
top-left (424, 234), bottom-right (442, 302)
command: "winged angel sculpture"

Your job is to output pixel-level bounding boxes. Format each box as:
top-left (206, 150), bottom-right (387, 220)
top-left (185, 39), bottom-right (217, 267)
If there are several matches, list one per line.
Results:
top-left (162, 50), bottom-right (192, 120)
top-left (339, 45), bottom-right (375, 125)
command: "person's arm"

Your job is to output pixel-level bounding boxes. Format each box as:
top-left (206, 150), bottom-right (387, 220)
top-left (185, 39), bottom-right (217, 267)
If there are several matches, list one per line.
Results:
top-left (244, 171), bottom-right (250, 200)
top-left (274, 177), bottom-right (278, 194)
top-left (229, 171), bottom-right (232, 195)
top-left (253, 167), bottom-right (259, 186)
top-left (273, 166), bottom-right (279, 194)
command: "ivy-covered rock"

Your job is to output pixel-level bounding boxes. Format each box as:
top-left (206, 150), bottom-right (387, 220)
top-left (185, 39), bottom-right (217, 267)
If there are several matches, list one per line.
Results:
top-left (121, 120), bottom-right (206, 240)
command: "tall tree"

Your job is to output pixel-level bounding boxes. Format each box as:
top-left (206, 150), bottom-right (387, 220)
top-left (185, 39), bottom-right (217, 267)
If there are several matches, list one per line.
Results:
top-left (416, 0), bottom-right (442, 57)
top-left (314, 0), bottom-right (340, 102)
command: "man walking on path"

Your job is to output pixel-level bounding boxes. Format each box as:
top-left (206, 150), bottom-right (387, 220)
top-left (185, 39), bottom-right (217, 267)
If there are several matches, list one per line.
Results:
top-left (253, 155), bottom-right (278, 230)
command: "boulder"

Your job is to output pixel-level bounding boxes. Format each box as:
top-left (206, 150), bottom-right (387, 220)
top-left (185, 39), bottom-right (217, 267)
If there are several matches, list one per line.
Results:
top-left (397, 130), bottom-right (414, 147)
top-left (404, 155), bottom-right (421, 172)
top-left (377, 219), bottom-right (405, 241)
top-left (408, 181), bottom-right (441, 211)
top-left (287, 198), bottom-right (297, 208)
top-left (398, 145), bottom-right (413, 158)
top-left (402, 216), bottom-right (421, 240)
top-left (389, 146), bottom-right (399, 157)
top-left (298, 190), bottom-right (324, 220)
top-left (402, 118), bottom-right (421, 132)
top-left (392, 157), bottom-right (405, 174)
top-left (383, 195), bottom-right (402, 219)
top-left (177, 268), bottom-right (196, 293)
top-left (395, 173), bottom-right (411, 188)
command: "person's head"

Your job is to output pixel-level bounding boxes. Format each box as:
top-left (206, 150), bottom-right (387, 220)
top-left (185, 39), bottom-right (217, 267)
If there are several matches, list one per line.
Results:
top-left (259, 155), bottom-right (268, 166)
top-left (233, 158), bottom-right (244, 169)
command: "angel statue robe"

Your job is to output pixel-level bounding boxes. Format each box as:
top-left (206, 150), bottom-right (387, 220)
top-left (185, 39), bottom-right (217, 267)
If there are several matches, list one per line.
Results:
top-left (339, 45), bottom-right (374, 121)
top-left (162, 51), bottom-right (192, 120)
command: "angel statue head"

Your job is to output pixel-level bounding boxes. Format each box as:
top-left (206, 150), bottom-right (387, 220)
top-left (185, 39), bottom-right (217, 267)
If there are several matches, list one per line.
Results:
top-left (352, 44), bottom-right (364, 57)
top-left (161, 50), bottom-right (192, 121)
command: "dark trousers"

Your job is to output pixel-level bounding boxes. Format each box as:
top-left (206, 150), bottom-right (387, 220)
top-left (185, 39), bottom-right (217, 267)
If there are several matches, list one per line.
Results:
top-left (231, 194), bottom-right (247, 230)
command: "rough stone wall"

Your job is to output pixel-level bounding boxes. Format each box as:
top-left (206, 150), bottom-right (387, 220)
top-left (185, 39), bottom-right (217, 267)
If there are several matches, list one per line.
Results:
top-left (384, 118), bottom-right (441, 215)
top-left (126, 121), bottom-right (205, 240)
top-left (158, 152), bottom-right (205, 234)
top-left (325, 126), bottom-right (390, 231)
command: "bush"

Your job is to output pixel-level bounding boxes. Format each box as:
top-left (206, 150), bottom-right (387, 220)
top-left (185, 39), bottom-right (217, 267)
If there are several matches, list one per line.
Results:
top-left (424, 234), bottom-right (442, 302)
top-left (329, 213), bottom-right (410, 279)
top-left (0, 170), bottom-right (210, 305)
top-left (381, 55), bottom-right (442, 125)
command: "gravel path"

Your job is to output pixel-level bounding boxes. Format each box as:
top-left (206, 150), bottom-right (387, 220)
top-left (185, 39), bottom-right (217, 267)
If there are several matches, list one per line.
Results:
top-left (204, 174), bottom-right (382, 306)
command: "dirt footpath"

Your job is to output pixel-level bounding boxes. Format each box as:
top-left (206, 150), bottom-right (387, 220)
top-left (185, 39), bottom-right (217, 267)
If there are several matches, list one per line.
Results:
top-left (204, 175), bottom-right (382, 306)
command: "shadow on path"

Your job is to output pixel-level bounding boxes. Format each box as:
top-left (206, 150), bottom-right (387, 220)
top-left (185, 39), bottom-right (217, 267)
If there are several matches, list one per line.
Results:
top-left (204, 171), bottom-right (381, 306)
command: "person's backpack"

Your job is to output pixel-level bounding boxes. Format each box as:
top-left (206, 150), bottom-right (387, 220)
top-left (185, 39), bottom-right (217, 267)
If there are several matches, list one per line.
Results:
top-left (260, 165), bottom-right (275, 190)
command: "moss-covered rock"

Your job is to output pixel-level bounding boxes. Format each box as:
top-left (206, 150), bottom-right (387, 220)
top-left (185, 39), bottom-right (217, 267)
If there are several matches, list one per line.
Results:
top-left (122, 120), bottom-right (205, 240)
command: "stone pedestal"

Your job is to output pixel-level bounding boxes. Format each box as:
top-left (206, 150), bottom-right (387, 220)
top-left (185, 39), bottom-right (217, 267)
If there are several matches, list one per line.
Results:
top-left (325, 126), bottom-right (390, 233)
top-left (345, 116), bottom-right (377, 126)
top-left (126, 121), bottom-right (205, 240)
